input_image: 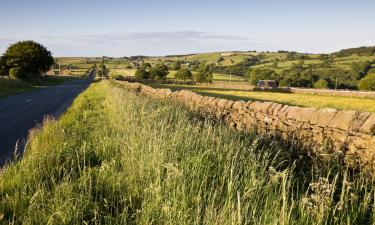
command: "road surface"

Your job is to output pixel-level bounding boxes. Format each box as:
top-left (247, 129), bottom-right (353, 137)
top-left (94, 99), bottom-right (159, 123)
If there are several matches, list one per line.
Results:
top-left (0, 70), bottom-right (95, 167)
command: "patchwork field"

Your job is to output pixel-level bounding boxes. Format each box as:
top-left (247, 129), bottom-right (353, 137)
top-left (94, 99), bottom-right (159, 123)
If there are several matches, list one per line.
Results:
top-left (151, 83), bottom-right (375, 113)
top-left (2, 80), bottom-right (375, 224)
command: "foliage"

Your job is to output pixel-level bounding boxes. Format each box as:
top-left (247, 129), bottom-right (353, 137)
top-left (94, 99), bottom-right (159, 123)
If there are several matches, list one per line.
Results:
top-left (0, 56), bottom-right (8, 76)
top-left (175, 68), bottom-right (192, 80)
top-left (358, 77), bottom-right (375, 91)
top-left (335, 46), bottom-right (375, 57)
top-left (170, 61), bottom-right (181, 70)
top-left (194, 63), bottom-right (213, 82)
top-left (249, 68), bottom-right (278, 85)
top-left (1, 41), bottom-right (53, 81)
top-left (135, 63), bottom-right (151, 79)
top-left (350, 61), bottom-right (372, 79)
top-left (313, 79), bottom-right (329, 89)
top-left (149, 63), bottom-right (169, 80)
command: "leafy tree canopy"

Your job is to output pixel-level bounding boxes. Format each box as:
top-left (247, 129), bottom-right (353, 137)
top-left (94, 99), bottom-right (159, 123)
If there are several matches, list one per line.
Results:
top-left (1, 41), bottom-right (53, 80)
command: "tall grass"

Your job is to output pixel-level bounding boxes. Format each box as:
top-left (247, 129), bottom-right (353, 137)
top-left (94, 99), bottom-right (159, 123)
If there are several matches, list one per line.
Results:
top-left (1, 80), bottom-right (375, 224)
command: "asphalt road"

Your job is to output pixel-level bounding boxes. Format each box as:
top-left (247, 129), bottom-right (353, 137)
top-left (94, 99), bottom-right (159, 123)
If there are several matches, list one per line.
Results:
top-left (0, 70), bottom-right (95, 167)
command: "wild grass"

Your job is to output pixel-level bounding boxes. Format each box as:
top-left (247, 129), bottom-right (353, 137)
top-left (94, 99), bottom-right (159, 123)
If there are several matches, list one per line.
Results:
top-left (1, 80), bottom-right (375, 224)
top-left (0, 77), bottom-right (34, 97)
top-left (151, 83), bottom-right (375, 113)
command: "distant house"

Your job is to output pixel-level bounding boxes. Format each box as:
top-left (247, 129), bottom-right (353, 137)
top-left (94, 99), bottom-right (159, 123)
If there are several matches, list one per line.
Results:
top-left (44, 70), bottom-right (55, 76)
top-left (257, 80), bottom-right (278, 88)
top-left (61, 69), bottom-right (71, 75)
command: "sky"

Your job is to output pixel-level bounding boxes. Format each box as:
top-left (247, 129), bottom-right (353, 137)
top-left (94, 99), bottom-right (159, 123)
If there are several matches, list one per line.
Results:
top-left (0, 0), bottom-right (374, 57)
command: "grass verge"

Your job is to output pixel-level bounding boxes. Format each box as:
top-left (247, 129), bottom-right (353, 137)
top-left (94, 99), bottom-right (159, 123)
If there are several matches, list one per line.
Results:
top-left (0, 77), bottom-right (35, 97)
top-left (0, 75), bottom-right (82, 98)
top-left (1, 80), bottom-right (374, 224)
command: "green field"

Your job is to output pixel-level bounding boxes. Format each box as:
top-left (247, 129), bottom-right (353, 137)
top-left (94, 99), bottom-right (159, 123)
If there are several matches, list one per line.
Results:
top-left (151, 83), bottom-right (375, 113)
top-left (1, 80), bottom-right (374, 224)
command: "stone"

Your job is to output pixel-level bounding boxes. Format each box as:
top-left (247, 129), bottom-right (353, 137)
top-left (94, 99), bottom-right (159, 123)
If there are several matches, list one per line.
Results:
top-left (328, 110), bottom-right (356, 131)
top-left (299, 108), bottom-right (318, 123)
top-left (360, 114), bottom-right (375, 134)
top-left (310, 108), bottom-right (337, 126)
top-left (217, 99), bottom-right (228, 108)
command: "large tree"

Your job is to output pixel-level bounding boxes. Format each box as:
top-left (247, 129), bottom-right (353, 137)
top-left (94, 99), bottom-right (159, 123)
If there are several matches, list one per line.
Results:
top-left (2, 41), bottom-right (53, 80)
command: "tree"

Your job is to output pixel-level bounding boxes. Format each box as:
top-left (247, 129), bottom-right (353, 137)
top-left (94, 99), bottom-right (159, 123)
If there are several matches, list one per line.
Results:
top-left (248, 68), bottom-right (278, 85)
top-left (150, 63), bottom-right (169, 80)
top-left (194, 63), bottom-right (212, 83)
top-left (351, 61), bottom-right (372, 79)
top-left (313, 79), bottom-right (329, 89)
top-left (358, 77), bottom-right (375, 91)
top-left (170, 61), bottom-right (181, 70)
top-left (0, 56), bottom-right (8, 76)
top-left (175, 68), bottom-right (192, 80)
top-left (135, 67), bottom-right (150, 79)
top-left (2, 41), bottom-right (53, 80)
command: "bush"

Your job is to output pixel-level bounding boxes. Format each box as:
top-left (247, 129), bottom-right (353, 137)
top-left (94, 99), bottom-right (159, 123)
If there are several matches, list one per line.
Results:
top-left (313, 79), bottom-right (329, 89)
top-left (170, 61), bottom-right (181, 70)
top-left (150, 63), bottom-right (169, 80)
top-left (194, 64), bottom-right (212, 83)
top-left (135, 67), bottom-right (150, 79)
top-left (175, 68), bottom-right (192, 80)
top-left (2, 41), bottom-right (53, 81)
top-left (358, 77), bottom-right (375, 91)
top-left (125, 65), bottom-right (132, 69)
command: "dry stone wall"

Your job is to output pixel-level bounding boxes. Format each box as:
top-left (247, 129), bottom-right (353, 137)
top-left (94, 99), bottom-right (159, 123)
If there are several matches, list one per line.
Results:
top-left (116, 81), bottom-right (375, 168)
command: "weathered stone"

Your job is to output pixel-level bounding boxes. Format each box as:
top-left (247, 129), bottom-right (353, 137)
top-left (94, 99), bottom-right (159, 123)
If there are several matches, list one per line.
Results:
top-left (329, 111), bottom-right (356, 131)
top-left (232, 101), bottom-right (245, 110)
top-left (286, 106), bottom-right (302, 120)
top-left (360, 114), bottom-right (375, 134)
top-left (351, 112), bottom-right (371, 132)
top-left (298, 108), bottom-right (318, 123)
top-left (310, 108), bottom-right (337, 127)
top-left (217, 99), bottom-right (228, 108)
top-left (225, 100), bottom-right (235, 110)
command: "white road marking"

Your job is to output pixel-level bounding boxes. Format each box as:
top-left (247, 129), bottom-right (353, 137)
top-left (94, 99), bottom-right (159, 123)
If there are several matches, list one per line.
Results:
top-left (25, 99), bottom-right (32, 103)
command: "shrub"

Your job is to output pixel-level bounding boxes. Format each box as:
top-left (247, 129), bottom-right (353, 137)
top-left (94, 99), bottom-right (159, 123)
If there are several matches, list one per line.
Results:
top-left (135, 67), bottom-right (150, 79)
top-left (358, 77), bottom-right (375, 91)
top-left (194, 63), bottom-right (212, 83)
top-left (175, 68), bottom-right (192, 80)
top-left (170, 61), bottom-right (181, 70)
top-left (313, 79), bottom-right (329, 89)
top-left (150, 63), bottom-right (169, 80)
top-left (125, 65), bottom-right (132, 69)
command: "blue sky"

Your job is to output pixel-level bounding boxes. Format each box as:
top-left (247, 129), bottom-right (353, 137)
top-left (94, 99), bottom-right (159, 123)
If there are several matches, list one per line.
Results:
top-left (1, 0), bottom-right (374, 56)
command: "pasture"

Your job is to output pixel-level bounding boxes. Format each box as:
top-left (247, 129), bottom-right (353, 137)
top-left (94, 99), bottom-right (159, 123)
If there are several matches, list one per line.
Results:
top-left (151, 83), bottom-right (375, 113)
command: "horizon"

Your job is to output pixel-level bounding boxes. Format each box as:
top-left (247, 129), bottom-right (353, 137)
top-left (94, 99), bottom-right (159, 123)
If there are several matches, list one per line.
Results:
top-left (1, 0), bottom-right (375, 57)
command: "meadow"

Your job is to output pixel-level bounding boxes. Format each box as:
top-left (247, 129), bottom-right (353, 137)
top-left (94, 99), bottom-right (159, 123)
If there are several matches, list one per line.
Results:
top-left (1, 80), bottom-right (375, 224)
top-left (151, 83), bottom-right (375, 113)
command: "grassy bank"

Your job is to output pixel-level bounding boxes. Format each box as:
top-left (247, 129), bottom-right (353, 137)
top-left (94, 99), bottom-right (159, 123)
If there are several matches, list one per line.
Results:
top-left (1, 80), bottom-right (375, 224)
top-left (0, 75), bottom-right (82, 98)
top-left (151, 83), bottom-right (375, 113)
top-left (0, 77), bottom-right (34, 97)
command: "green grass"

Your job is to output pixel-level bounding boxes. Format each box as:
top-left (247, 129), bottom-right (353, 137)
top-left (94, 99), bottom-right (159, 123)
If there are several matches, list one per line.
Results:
top-left (151, 84), bottom-right (375, 112)
top-left (0, 75), bottom-right (82, 98)
top-left (1, 80), bottom-right (375, 224)
top-left (0, 77), bottom-right (34, 97)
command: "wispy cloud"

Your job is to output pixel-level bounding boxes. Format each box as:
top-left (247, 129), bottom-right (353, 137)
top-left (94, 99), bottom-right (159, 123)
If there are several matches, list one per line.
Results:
top-left (1, 31), bottom-right (274, 56)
